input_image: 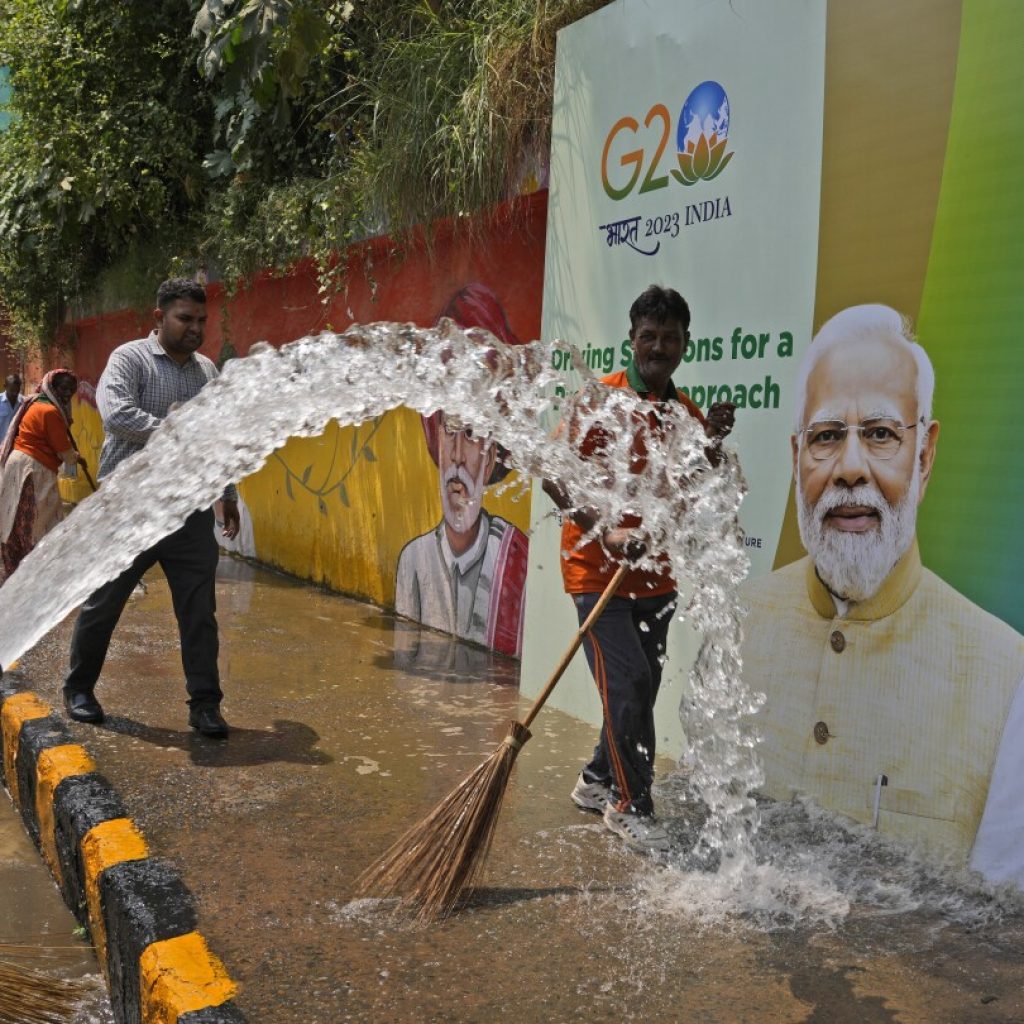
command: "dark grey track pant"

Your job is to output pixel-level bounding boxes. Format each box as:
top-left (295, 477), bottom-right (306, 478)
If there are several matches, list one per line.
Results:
top-left (575, 589), bottom-right (676, 816)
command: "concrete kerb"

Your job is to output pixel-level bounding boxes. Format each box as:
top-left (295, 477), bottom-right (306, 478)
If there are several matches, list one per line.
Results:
top-left (0, 674), bottom-right (246, 1024)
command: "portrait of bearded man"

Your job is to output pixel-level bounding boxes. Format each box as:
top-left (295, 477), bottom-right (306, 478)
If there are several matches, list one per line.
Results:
top-left (393, 284), bottom-right (528, 658)
top-left (741, 303), bottom-right (1024, 888)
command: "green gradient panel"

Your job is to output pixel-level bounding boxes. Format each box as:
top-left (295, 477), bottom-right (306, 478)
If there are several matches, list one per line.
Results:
top-left (916, 0), bottom-right (1024, 632)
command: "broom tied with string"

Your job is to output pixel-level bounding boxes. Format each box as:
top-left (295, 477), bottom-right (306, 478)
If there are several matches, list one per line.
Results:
top-left (0, 953), bottom-right (87, 1024)
top-left (358, 561), bottom-right (630, 921)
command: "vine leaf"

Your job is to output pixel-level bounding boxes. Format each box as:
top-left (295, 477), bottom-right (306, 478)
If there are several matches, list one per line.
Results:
top-left (361, 445), bottom-right (376, 462)
top-left (284, 473), bottom-right (294, 500)
top-left (318, 498), bottom-right (327, 516)
top-left (301, 464), bottom-right (312, 484)
top-left (338, 482), bottom-right (350, 507)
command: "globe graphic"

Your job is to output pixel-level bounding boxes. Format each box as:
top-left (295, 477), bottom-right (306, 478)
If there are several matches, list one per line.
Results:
top-left (677, 81), bottom-right (730, 152)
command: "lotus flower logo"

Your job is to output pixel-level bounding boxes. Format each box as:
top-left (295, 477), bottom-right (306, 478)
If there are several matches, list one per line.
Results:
top-left (673, 81), bottom-right (733, 186)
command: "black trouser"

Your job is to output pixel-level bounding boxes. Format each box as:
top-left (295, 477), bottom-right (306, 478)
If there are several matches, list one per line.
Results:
top-left (65, 509), bottom-right (223, 709)
top-left (575, 589), bottom-right (676, 816)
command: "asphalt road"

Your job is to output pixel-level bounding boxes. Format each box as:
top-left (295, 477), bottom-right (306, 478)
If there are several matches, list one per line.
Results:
top-left (12, 557), bottom-right (1024, 1024)
top-left (0, 796), bottom-right (112, 1022)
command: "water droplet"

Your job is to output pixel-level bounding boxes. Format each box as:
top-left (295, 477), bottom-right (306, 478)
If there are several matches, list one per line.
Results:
top-left (0, 319), bottom-right (756, 874)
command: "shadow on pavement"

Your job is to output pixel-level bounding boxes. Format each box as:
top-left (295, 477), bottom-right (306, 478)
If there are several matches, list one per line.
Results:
top-left (96, 716), bottom-right (333, 768)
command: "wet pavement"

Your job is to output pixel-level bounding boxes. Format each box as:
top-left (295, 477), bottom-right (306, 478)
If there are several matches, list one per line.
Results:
top-left (9, 557), bottom-right (1024, 1023)
top-left (0, 797), bottom-right (112, 1021)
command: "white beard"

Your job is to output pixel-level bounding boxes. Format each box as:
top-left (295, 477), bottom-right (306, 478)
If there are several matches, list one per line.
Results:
top-left (440, 459), bottom-right (488, 535)
top-left (797, 464), bottom-right (920, 603)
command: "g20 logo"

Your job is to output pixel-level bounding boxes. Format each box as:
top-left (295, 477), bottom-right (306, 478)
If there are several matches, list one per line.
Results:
top-left (601, 81), bottom-right (734, 200)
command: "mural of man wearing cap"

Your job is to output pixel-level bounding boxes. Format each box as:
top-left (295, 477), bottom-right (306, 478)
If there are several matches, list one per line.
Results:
top-left (394, 284), bottom-right (529, 658)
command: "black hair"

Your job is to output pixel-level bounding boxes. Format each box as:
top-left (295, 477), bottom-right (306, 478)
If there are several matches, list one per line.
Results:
top-left (628, 284), bottom-right (691, 333)
top-left (156, 278), bottom-right (207, 310)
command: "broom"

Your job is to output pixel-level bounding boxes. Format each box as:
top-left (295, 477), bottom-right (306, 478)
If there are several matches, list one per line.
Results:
top-left (359, 561), bottom-right (630, 921)
top-left (63, 428), bottom-right (98, 493)
top-left (0, 959), bottom-right (82, 1024)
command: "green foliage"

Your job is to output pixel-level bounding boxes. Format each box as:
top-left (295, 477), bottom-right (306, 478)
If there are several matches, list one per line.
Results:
top-left (0, 0), bottom-right (613, 346)
top-left (0, 0), bottom-right (211, 347)
top-left (201, 0), bottom-right (612, 292)
top-left (347, 0), bottom-right (610, 233)
top-left (190, 0), bottom-right (362, 290)
top-left (192, 0), bottom-right (353, 179)
top-left (201, 170), bottom-right (356, 288)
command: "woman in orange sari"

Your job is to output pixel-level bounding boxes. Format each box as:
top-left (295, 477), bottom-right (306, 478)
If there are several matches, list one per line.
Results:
top-left (0, 369), bottom-right (84, 582)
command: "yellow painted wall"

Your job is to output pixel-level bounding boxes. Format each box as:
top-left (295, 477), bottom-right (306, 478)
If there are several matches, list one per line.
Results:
top-left (60, 396), bottom-right (103, 505)
top-left (245, 407), bottom-right (532, 607)
top-left (65, 401), bottom-right (533, 611)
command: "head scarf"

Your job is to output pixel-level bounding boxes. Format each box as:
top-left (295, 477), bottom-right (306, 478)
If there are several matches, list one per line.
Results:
top-left (0, 368), bottom-right (78, 468)
top-left (421, 284), bottom-right (523, 485)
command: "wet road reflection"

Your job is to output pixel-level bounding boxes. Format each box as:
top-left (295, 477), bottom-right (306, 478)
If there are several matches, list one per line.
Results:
top-left (0, 799), bottom-right (112, 1022)
top-left (11, 557), bottom-right (1024, 1023)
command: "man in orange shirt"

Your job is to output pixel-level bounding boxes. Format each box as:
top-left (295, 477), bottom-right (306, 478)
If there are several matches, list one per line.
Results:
top-left (543, 285), bottom-right (734, 852)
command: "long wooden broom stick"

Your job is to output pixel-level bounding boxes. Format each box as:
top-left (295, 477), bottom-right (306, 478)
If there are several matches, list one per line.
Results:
top-left (358, 561), bottom-right (630, 921)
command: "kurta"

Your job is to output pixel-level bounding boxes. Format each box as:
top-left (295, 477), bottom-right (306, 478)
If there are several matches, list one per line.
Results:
top-left (742, 540), bottom-right (1024, 869)
top-left (395, 510), bottom-right (527, 657)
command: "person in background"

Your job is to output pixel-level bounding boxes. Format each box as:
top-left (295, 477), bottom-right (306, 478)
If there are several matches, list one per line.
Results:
top-left (62, 278), bottom-right (240, 738)
top-left (0, 373), bottom-right (25, 441)
top-left (0, 369), bottom-right (85, 582)
top-left (542, 284), bottom-right (735, 853)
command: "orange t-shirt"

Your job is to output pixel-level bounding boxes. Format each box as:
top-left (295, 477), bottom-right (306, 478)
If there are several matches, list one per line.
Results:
top-left (13, 400), bottom-right (73, 473)
top-left (559, 369), bottom-right (706, 597)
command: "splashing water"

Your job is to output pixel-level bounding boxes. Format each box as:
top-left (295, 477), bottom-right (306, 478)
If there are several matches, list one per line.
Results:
top-left (634, 784), bottom-right (1024, 937)
top-left (0, 320), bottom-right (757, 864)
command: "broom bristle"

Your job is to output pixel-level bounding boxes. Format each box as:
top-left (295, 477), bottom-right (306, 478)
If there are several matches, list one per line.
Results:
top-left (0, 960), bottom-right (82, 1024)
top-left (359, 720), bottom-right (531, 920)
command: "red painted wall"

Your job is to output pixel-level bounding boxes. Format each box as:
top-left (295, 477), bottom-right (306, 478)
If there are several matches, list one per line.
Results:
top-left (61, 191), bottom-right (547, 385)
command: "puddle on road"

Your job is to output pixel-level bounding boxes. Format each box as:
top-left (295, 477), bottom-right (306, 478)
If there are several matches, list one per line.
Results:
top-left (0, 798), bottom-right (112, 1023)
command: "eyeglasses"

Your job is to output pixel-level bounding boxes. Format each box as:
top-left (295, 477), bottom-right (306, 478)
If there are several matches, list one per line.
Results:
top-left (800, 417), bottom-right (922, 461)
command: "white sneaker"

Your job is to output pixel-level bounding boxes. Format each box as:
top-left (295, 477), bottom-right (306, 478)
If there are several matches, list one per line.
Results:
top-left (571, 774), bottom-right (614, 814)
top-left (603, 804), bottom-right (671, 853)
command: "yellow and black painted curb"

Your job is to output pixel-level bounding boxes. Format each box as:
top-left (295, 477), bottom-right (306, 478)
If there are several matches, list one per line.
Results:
top-left (0, 678), bottom-right (246, 1024)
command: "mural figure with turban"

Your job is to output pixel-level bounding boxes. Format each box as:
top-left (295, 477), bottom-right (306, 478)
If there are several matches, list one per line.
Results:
top-left (394, 284), bottom-right (529, 658)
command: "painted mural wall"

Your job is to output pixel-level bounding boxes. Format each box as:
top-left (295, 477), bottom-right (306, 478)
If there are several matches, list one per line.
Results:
top-left (48, 194), bottom-right (546, 658)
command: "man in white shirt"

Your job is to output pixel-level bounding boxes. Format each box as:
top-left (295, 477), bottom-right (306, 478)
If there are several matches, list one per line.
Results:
top-left (63, 279), bottom-right (239, 738)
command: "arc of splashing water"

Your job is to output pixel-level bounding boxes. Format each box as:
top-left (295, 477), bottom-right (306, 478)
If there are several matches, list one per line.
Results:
top-left (0, 319), bottom-right (760, 864)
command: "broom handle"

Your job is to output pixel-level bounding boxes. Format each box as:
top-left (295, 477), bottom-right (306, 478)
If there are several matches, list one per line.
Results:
top-left (64, 422), bottom-right (98, 492)
top-left (520, 562), bottom-right (630, 729)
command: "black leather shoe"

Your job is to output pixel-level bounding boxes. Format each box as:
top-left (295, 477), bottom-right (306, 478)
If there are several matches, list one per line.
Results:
top-left (189, 706), bottom-right (229, 738)
top-left (64, 691), bottom-right (104, 724)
